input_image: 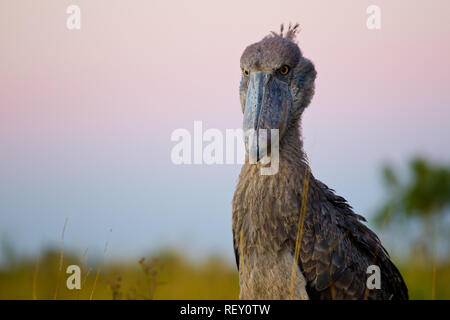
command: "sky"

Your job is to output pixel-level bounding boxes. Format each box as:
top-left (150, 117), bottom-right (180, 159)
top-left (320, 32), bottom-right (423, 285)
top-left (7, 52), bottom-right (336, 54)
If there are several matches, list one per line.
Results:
top-left (0, 0), bottom-right (449, 263)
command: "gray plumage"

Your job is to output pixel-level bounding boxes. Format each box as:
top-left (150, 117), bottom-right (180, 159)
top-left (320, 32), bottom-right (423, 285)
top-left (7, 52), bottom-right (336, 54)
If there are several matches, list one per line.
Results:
top-left (232, 24), bottom-right (408, 300)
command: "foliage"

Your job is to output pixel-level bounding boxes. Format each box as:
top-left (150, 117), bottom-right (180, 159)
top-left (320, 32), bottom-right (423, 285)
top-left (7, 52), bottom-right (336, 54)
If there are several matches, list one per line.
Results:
top-left (376, 158), bottom-right (450, 224)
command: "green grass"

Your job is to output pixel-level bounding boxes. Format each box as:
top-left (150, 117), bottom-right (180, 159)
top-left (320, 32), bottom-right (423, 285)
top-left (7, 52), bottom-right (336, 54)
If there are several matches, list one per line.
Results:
top-left (0, 248), bottom-right (448, 300)
top-left (0, 249), bottom-right (240, 300)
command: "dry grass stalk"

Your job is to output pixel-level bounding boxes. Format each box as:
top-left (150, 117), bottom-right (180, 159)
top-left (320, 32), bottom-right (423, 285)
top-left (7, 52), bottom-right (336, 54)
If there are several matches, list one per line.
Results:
top-left (108, 274), bottom-right (123, 300)
top-left (289, 166), bottom-right (310, 299)
top-left (138, 257), bottom-right (161, 299)
top-left (89, 229), bottom-right (111, 300)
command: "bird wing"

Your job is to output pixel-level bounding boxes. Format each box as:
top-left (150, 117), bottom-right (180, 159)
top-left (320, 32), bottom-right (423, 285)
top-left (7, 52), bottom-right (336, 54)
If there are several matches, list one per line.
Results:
top-left (297, 179), bottom-right (409, 300)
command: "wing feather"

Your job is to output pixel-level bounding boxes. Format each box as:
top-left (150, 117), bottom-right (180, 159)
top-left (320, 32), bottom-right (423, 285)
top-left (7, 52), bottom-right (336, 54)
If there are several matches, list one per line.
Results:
top-left (297, 179), bottom-right (408, 300)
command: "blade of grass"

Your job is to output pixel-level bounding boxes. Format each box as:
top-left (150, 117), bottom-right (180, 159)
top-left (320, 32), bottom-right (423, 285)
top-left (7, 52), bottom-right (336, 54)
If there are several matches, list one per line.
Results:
top-left (289, 166), bottom-right (310, 300)
top-left (90, 229), bottom-right (111, 300)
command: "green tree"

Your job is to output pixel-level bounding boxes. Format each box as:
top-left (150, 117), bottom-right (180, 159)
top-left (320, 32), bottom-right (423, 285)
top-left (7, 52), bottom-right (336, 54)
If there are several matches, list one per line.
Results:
top-left (375, 157), bottom-right (450, 259)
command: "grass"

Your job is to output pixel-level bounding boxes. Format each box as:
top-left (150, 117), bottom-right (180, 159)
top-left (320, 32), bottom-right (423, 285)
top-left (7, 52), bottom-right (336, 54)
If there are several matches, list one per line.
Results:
top-left (0, 208), bottom-right (447, 300)
top-left (0, 247), bottom-right (448, 300)
top-left (0, 249), bottom-right (240, 300)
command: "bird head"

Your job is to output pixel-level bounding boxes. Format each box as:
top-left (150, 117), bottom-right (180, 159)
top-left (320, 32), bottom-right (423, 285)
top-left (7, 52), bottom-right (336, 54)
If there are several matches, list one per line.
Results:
top-left (240, 24), bottom-right (316, 160)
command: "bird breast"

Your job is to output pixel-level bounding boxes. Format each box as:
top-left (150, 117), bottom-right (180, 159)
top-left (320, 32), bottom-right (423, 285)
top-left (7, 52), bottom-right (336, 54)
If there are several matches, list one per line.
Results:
top-left (233, 158), bottom-right (309, 299)
top-left (239, 249), bottom-right (309, 300)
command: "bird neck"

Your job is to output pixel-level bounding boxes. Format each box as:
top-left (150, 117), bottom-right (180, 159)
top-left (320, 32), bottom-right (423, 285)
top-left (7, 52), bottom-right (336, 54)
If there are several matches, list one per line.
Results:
top-left (242, 121), bottom-right (308, 179)
top-left (279, 122), bottom-right (307, 166)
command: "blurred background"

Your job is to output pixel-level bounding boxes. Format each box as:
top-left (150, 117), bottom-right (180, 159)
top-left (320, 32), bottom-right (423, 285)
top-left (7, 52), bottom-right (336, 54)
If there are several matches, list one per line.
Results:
top-left (0, 0), bottom-right (449, 299)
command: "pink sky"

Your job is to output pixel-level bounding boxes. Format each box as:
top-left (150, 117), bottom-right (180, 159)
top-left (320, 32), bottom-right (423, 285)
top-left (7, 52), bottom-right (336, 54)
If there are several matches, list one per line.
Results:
top-left (0, 0), bottom-right (449, 260)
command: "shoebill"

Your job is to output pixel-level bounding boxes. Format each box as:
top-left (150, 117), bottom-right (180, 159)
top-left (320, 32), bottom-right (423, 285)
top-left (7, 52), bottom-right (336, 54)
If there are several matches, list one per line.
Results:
top-left (232, 24), bottom-right (408, 300)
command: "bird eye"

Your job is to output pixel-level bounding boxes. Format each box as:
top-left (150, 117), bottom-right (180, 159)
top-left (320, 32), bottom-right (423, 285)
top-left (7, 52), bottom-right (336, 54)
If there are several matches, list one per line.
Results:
top-left (279, 65), bottom-right (290, 75)
top-left (243, 69), bottom-right (249, 77)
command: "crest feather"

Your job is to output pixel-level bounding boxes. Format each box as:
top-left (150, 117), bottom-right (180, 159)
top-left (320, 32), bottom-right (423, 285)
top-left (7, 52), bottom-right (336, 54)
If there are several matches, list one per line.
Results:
top-left (270, 23), bottom-right (301, 41)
